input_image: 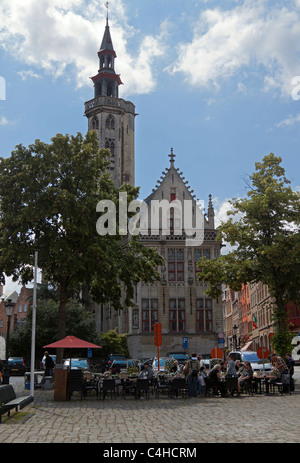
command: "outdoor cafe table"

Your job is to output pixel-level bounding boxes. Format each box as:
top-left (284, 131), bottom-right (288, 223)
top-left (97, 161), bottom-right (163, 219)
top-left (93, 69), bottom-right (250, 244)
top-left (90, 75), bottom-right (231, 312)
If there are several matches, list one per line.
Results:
top-left (253, 374), bottom-right (276, 394)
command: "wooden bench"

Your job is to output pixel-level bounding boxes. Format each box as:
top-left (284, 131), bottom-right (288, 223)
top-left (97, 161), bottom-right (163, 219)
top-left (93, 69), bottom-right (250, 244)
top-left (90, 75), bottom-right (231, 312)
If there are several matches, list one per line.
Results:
top-left (0, 385), bottom-right (34, 423)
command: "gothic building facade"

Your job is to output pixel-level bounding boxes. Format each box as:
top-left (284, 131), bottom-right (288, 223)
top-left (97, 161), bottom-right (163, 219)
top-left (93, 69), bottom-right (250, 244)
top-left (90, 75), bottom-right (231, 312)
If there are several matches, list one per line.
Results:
top-left (85, 19), bottom-right (223, 358)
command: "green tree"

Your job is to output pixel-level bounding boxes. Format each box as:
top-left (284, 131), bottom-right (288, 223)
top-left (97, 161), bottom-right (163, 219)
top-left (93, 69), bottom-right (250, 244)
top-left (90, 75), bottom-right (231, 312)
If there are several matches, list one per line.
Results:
top-left (0, 131), bottom-right (163, 362)
top-left (197, 154), bottom-right (300, 355)
top-left (96, 329), bottom-right (129, 359)
top-left (9, 299), bottom-right (98, 361)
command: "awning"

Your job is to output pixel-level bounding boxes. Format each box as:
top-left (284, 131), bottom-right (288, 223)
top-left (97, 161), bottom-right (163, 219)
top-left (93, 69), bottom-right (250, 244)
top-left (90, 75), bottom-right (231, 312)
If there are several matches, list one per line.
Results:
top-left (241, 341), bottom-right (253, 351)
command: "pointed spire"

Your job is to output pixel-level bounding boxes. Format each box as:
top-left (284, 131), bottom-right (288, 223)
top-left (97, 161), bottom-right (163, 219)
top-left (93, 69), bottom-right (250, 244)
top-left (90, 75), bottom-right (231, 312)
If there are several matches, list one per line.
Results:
top-left (169, 148), bottom-right (175, 167)
top-left (100, 10), bottom-right (114, 53)
top-left (207, 194), bottom-right (215, 217)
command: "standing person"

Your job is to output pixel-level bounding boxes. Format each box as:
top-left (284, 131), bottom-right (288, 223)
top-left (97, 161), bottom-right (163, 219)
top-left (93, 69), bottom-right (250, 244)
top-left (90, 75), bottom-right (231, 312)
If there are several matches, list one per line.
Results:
top-left (197, 355), bottom-right (205, 368)
top-left (44, 351), bottom-right (54, 376)
top-left (226, 354), bottom-right (238, 378)
top-left (285, 353), bottom-right (295, 392)
top-left (187, 353), bottom-right (200, 397)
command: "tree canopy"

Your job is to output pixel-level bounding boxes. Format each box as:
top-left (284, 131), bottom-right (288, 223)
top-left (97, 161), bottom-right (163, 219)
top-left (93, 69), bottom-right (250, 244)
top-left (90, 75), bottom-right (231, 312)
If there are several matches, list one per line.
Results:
top-left (0, 131), bottom-right (163, 360)
top-left (197, 153), bottom-right (300, 355)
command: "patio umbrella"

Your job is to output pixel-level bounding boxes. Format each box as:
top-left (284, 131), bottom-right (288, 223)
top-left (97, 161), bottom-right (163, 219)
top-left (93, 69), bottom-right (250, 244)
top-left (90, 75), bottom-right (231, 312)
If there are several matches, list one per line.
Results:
top-left (44, 336), bottom-right (102, 369)
top-left (44, 336), bottom-right (102, 349)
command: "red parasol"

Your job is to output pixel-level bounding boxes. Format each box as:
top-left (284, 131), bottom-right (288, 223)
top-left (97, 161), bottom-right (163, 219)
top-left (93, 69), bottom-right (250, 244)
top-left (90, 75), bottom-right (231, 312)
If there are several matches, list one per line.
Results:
top-left (44, 336), bottom-right (102, 370)
top-left (44, 335), bottom-right (102, 349)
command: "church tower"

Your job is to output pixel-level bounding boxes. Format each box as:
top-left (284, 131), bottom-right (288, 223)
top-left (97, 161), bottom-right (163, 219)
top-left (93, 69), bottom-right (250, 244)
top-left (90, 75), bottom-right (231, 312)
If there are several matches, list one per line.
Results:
top-left (84, 15), bottom-right (135, 188)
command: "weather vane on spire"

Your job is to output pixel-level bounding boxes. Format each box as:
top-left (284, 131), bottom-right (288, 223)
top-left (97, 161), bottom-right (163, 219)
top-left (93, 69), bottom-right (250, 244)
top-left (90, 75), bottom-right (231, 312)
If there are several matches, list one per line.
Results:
top-left (105, 2), bottom-right (109, 19)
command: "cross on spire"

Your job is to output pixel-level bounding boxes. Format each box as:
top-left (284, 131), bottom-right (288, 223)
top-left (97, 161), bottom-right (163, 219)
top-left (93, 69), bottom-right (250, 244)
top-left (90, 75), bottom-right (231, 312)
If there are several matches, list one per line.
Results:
top-left (169, 147), bottom-right (175, 166)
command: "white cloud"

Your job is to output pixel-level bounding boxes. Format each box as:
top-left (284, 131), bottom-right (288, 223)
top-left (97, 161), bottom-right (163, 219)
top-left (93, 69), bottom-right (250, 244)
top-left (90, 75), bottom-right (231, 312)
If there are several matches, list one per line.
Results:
top-left (17, 70), bottom-right (41, 81)
top-left (0, 116), bottom-right (16, 126)
top-left (0, 0), bottom-right (167, 97)
top-left (276, 113), bottom-right (300, 128)
top-left (168, 1), bottom-right (300, 97)
top-left (214, 198), bottom-right (234, 228)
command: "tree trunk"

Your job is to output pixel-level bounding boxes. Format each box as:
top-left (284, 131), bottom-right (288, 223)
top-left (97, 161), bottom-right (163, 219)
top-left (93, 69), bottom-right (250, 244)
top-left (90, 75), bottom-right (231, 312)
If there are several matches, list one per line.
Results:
top-left (56, 277), bottom-right (68, 364)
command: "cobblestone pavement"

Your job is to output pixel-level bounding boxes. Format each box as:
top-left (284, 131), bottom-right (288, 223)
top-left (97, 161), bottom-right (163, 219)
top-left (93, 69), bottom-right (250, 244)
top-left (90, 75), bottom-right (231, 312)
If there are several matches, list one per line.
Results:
top-left (1, 378), bottom-right (299, 444)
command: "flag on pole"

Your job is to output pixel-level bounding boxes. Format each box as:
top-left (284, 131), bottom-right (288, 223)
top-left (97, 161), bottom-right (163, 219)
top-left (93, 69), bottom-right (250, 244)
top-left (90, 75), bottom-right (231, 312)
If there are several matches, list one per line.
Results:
top-left (252, 313), bottom-right (258, 329)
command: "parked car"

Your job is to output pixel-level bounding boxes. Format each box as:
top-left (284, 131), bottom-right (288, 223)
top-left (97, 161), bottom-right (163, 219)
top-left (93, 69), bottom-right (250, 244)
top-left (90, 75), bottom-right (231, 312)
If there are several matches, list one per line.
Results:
top-left (151, 357), bottom-right (175, 372)
top-left (63, 358), bottom-right (90, 370)
top-left (138, 358), bottom-right (154, 370)
top-left (110, 359), bottom-right (139, 373)
top-left (168, 352), bottom-right (189, 365)
top-left (106, 354), bottom-right (126, 369)
top-left (7, 357), bottom-right (26, 376)
top-left (229, 351), bottom-right (272, 372)
top-left (41, 354), bottom-right (56, 370)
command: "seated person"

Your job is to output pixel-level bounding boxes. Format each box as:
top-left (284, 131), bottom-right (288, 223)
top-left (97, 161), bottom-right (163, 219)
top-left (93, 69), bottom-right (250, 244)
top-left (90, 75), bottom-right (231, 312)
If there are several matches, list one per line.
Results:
top-left (170, 360), bottom-right (179, 373)
top-left (238, 362), bottom-right (253, 393)
top-left (139, 363), bottom-right (153, 380)
top-left (208, 365), bottom-right (227, 397)
top-left (235, 360), bottom-right (245, 377)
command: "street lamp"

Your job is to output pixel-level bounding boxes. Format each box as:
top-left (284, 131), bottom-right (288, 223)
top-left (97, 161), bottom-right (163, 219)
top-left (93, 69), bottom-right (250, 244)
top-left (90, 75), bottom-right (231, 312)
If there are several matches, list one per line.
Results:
top-left (233, 324), bottom-right (238, 351)
top-left (5, 298), bottom-right (14, 362)
top-left (2, 298), bottom-right (15, 384)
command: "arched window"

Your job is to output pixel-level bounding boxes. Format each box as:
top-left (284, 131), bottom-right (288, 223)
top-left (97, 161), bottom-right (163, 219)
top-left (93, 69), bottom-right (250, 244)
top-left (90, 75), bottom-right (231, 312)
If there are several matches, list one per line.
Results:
top-left (92, 117), bottom-right (99, 130)
top-left (110, 141), bottom-right (115, 156)
top-left (105, 115), bottom-right (115, 129)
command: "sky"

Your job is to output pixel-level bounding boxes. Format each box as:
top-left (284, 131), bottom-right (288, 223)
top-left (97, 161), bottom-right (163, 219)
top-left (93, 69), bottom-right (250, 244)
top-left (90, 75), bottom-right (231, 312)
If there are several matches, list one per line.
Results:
top-left (0, 0), bottom-right (300, 292)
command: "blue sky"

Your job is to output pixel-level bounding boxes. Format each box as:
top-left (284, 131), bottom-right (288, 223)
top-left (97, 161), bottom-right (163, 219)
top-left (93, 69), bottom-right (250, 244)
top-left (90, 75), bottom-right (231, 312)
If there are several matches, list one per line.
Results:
top-left (0, 0), bottom-right (300, 290)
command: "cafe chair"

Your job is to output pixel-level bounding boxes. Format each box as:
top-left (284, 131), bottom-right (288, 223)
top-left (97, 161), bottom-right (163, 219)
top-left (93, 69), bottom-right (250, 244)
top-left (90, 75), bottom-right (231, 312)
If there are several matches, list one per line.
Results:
top-left (135, 378), bottom-right (150, 399)
top-left (155, 375), bottom-right (171, 398)
top-left (122, 379), bottom-right (137, 399)
top-left (67, 370), bottom-right (85, 400)
top-left (275, 374), bottom-right (291, 395)
top-left (82, 377), bottom-right (98, 399)
top-left (169, 378), bottom-right (188, 399)
top-left (101, 378), bottom-right (116, 400)
top-left (225, 377), bottom-right (238, 396)
top-left (204, 377), bottom-right (219, 396)
top-left (241, 378), bottom-right (254, 396)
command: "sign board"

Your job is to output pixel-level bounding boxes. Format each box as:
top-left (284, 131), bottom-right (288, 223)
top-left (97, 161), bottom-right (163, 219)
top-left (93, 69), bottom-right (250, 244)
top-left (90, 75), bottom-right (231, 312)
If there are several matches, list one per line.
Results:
top-left (210, 347), bottom-right (223, 359)
top-left (257, 347), bottom-right (269, 360)
top-left (218, 332), bottom-right (224, 339)
top-left (154, 323), bottom-right (162, 347)
top-left (218, 338), bottom-right (225, 344)
top-left (87, 348), bottom-right (92, 358)
top-left (183, 337), bottom-right (188, 349)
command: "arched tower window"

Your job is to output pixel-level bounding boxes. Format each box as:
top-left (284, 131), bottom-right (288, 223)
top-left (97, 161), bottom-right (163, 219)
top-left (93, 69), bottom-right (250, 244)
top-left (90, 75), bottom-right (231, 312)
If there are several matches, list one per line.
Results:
top-left (92, 116), bottom-right (99, 130)
top-left (105, 139), bottom-right (115, 157)
top-left (110, 141), bottom-right (115, 156)
top-left (105, 115), bottom-right (115, 129)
